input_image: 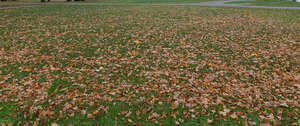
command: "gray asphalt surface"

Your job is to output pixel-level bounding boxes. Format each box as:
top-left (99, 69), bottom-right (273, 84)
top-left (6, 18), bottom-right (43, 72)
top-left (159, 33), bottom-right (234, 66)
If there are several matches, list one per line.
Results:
top-left (1, 0), bottom-right (300, 10)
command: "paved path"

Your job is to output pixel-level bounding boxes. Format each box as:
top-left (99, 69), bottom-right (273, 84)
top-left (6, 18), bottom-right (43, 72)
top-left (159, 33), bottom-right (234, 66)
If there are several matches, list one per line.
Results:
top-left (1, 0), bottom-right (300, 10)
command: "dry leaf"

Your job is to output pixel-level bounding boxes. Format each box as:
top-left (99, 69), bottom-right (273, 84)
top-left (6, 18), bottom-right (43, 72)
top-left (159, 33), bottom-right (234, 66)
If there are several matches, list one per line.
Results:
top-left (24, 67), bottom-right (33, 72)
top-left (207, 119), bottom-right (213, 123)
top-left (128, 119), bottom-right (133, 123)
top-left (87, 114), bottom-right (94, 118)
top-left (93, 110), bottom-right (99, 115)
top-left (81, 110), bottom-right (87, 115)
top-left (51, 122), bottom-right (59, 126)
top-left (250, 53), bottom-right (258, 57)
top-left (262, 123), bottom-right (272, 126)
top-left (294, 75), bottom-right (300, 81)
top-left (171, 101), bottom-right (179, 110)
top-left (134, 40), bottom-right (141, 44)
top-left (50, 66), bottom-right (56, 72)
top-left (230, 113), bottom-right (238, 119)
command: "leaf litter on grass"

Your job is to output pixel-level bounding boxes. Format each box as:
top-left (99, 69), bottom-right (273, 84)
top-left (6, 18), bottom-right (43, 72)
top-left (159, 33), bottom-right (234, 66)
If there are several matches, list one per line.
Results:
top-left (0, 5), bottom-right (299, 125)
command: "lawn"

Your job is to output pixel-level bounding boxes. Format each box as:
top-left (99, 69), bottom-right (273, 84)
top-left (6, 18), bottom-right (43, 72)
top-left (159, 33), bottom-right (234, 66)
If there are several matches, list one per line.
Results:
top-left (92, 0), bottom-right (213, 3)
top-left (0, 0), bottom-right (214, 4)
top-left (0, 5), bottom-right (300, 126)
top-left (227, 0), bottom-right (300, 7)
top-left (0, 2), bottom-right (38, 7)
top-left (0, 0), bottom-right (213, 8)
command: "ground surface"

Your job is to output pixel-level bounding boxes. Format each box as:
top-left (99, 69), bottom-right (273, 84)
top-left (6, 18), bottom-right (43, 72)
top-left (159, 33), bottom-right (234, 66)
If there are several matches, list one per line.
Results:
top-left (0, 5), bottom-right (300, 126)
top-left (0, 2), bottom-right (35, 7)
top-left (2, 0), bottom-right (300, 10)
top-left (93, 0), bottom-right (214, 3)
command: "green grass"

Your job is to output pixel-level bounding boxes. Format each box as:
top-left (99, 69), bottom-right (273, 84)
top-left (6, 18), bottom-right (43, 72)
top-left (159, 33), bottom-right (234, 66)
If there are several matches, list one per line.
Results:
top-left (227, 0), bottom-right (300, 7)
top-left (0, 5), bottom-right (300, 125)
top-left (0, 0), bottom-right (215, 4)
top-left (92, 0), bottom-right (213, 3)
top-left (0, 103), bottom-right (18, 124)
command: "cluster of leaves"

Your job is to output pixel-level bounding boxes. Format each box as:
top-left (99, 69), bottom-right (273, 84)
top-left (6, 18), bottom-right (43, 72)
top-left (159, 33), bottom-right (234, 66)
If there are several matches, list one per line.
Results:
top-left (0, 5), bottom-right (300, 125)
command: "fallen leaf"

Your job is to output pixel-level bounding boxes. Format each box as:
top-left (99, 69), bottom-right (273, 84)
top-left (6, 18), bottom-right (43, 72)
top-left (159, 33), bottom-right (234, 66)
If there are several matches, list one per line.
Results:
top-left (207, 119), bottom-right (213, 123)
top-left (280, 103), bottom-right (289, 107)
top-left (128, 119), bottom-right (134, 123)
top-left (51, 122), bottom-right (59, 126)
top-left (24, 67), bottom-right (33, 72)
top-left (81, 110), bottom-right (86, 115)
top-left (33, 122), bottom-right (38, 126)
top-left (230, 113), bottom-right (238, 119)
top-left (50, 66), bottom-right (56, 72)
top-left (93, 110), bottom-right (99, 115)
top-left (87, 114), bottom-right (94, 118)
top-left (294, 83), bottom-right (300, 88)
top-left (294, 75), bottom-right (300, 81)
top-left (125, 111), bottom-right (132, 117)
top-left (262, 123), bottom-right (272, 126)
top-left (250, 53), bottom-right (258, 57)
top-left (134, 40), bottom-right (141, 44)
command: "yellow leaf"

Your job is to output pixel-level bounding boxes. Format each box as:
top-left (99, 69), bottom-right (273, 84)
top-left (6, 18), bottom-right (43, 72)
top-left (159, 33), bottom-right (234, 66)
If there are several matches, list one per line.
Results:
top-left (33, 121), bottom-right (38, 126)
top-left (125, 111), bottom-right (132, 117)
top-left (250, 53), bottom-right (258, 57)
top-left (128, 119), bottom-right (133, 123)
top-left (263, 123), bottom-right (272, 126)
top-left (50, 66), bottom-right (56, 72)
top-left (51, 122), bottom-right (59, 126)
top-left (134, 40), bottom-right (141, 44)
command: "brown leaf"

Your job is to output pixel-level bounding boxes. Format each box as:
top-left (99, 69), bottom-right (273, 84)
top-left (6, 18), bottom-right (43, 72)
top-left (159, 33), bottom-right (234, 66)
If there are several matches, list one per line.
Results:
top-left (81, 110), bottom-right (86, 115)
top-left (93, 110), bottom-right (99, 115)
top-left (24, 67), bottom-right (33, 72)
top-left (294, 74), bottom-right (300, 81)
top-left (78, 75), bottom-right (84, 81)
top-left (207, 119), bottom-right (213, 123)
top-left (171, 101), bottom-right (179, 110)
top-left (262, 123), bottom-right (272, 126)
top-left (33, 121), bottom-right (38, 126)
top-left (230, 113), bottom-right (238, 119)
top-left (87, 114), bottom-right (94, 118)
